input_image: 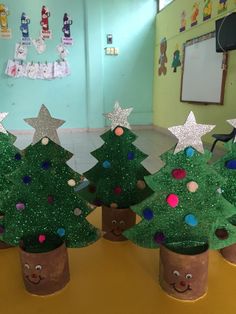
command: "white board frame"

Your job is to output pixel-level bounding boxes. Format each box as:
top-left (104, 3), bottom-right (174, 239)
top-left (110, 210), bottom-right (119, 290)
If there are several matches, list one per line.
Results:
top-left (180, 32), bottom-right (227, 105)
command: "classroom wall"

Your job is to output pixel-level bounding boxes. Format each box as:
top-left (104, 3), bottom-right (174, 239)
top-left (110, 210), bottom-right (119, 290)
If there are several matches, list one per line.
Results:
top-left (153, 0), bottom-right (236, 143)
top-left (0, 0), bottom-right (156, 131)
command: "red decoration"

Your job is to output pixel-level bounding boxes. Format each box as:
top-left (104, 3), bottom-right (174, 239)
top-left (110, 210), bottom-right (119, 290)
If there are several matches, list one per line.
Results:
top-left (47, 195), bottom-right (54, 204)
top-left (38, 234), bottom-right (46, 243)
top-left (166, 194), bottom-right (179, 208)
top-left (171, 169), bottom-right (186, 179)
top-left (114, 186), bottom-right (122, 195)
top-left (114, 127), bottom-right (124, 136)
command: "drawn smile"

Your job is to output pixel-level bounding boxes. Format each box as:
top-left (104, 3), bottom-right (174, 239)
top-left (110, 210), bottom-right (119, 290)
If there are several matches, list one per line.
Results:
top-left (111, 230), bottom-right (122, 237)
top-left (26, 275), bottom-right (44, 285)
top-left (171, 283), bottom-right (192, 293)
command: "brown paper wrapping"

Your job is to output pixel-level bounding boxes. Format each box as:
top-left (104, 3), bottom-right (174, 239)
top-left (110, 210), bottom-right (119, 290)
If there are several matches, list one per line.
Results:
top-left (19, 242), bottom-right (70, 295)
top-left (159, 245), bottom-right (209, 301)
top-left (102, 205), bottom-right (136, 241)
top-left (220, 243), bottom-right (236, 264)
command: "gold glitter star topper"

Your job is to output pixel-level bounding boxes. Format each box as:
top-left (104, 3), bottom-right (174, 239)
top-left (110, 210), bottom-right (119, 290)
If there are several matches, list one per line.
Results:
top-left (168, 111), bottom-right (215, 154)
top-left (227, 119), bottom-right (236, 143)
top-left (0, 112), bottom-right (8, 135)
top-left (104, 101), bottom-right (133, 130)
top-left (24, 105), bottom-right (65, 145)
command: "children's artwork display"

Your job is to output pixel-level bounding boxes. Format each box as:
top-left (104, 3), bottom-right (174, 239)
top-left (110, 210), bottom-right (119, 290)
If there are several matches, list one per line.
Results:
top-left (218, 0), bottom-right (228, 14)
top-left (79, 102), bottom-right (152, 241)
top-left (20, 12), bottom-right (31, 45)
top-left (40, 5), bottom-right (52, 39)
top-left (57, 43), bottom-right (69, 59)
top-left (32, 36), bottom-right (46, 54)
top-left (124, 112), bottom-right (236, 300)
top-left (62, 13), bottom-right (73, 45)
top-left (191, 2), bottom-right (199, 27)
top-left (158, 37), bottom-right (167, 76)
top-left (14, 43), bottom-right (28, 60)
top-left (179, 10), bottom-right (186, 32)
top-left (203, 0), bottom-right (212, 21)
top-left (171, 45), bottom-right (181, 73)
top-left (0, 3), bottom-right (11, 38)
top-left (5, 59), bottom-right (70, 80)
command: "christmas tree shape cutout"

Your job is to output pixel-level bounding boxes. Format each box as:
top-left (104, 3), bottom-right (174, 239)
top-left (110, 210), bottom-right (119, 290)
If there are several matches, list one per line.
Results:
top-left (124, 112), bottom-right (236, 251)
top-left (79, 102), bottom-right (153, 241)
top-left (0, 120), bottom-right (99, 249)
top-left (0, 113), bottom-right (23, 248)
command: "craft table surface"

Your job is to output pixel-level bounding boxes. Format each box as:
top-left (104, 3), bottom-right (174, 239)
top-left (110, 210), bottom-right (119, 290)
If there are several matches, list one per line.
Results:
top-left (1, 206), bottom-right (236, 314)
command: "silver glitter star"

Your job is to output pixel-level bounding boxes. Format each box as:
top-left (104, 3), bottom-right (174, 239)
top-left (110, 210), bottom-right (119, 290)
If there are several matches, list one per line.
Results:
top-left (168, 111), bottom-right (215, 154)
top-left (24, 105), bottom-right (65, 145)
top-left (0, 112), bottom-right (8, 134)
top-left (104, 102), bottom-right (133, 130)
top-left (227, 119), bottom-right (236, 143)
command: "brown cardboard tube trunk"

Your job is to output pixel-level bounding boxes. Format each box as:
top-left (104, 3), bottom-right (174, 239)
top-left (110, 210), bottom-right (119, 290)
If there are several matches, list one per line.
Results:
top-left (19, 242), bottom-right (70, 296)
top-left (0, 240), bottom-right (12, 249)
top-left (159, 244), bottom-right (209, 301)
top-left (102, 205), bottom-right (136, 241)
top-left (220, 243), bottom-right (236, 264)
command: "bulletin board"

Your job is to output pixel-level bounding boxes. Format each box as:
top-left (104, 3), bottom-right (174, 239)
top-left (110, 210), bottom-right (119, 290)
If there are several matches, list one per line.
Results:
top-left (180, 32), bottom-right (227, 105)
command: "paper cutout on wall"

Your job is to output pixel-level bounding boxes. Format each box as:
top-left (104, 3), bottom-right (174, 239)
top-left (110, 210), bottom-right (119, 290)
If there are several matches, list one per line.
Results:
top-left (179, 11), bottom-right (186, 32)
top-left (5, 60), bottom-right (70, 80)
top-left (40, 6), bottom-right (52, 39)
top-left (62, 13), bottom-right (73, 45)
top-left (158, 37), bottom-right (167, 76)
top-left (0, 4), bottom-right (11, 39)
top-left (203, 0), bottom-right (212, 21)
top-left (171, 45), bottom-right (181, 73)
top-left (57, 43), bottom-right (69, 60)
top-left (20, 12), bottom-right (31, 45)
top-left (14, 43), bottom-right (28, 60)
top-left (32, 36), bottom-right (46, 54)
top-left (218, 0), bottom-right (227, 14)
top-left (191, 2), bottom-right (199, 27)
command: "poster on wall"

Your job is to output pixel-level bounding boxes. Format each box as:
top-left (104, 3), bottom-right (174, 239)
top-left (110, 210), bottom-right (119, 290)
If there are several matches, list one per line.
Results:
top-left (158, 37), bottom-right (167, 76)
top-left (171, 45), bottom-right (181, 73)
top-left (218, 0), bottom-right (227, 14)
top-left (32, 36), bottom-right (46, 54)
top-left (40, 5), bottom-right (52, 39)
top-left (191, 2), bottom-right (199, 27)
top-left (57, 43), bottom-right (69, 59)
top-left (203, 0), bottom-right (212, 21)
top-left (0, 4), bottom-right (11, 39)
top-left (179, 10), bottom-right (186, 32)
top-left (62, 13), bottom-right (73, 45)
top-left (20, 12), bottom-right (31, 45)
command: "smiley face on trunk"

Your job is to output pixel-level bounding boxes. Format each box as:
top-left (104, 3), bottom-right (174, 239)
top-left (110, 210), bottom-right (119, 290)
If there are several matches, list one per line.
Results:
top-left (24, 263), bottom-right (45, 285)
top-left (170, 270), bottom-right (193, 293)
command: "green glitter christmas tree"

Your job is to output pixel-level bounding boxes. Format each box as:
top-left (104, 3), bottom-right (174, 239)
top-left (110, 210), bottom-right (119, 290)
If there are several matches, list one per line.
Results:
top-left (0, 136), bottom-right (99, 250)
top-left (124, 112), bottom-right (236, 251)
top-left (0, 113), bottom-right (23, 240)
top-left (213, 119), bottom-right (236, 224)
top-left (79, 102), bottom-right (152, 209)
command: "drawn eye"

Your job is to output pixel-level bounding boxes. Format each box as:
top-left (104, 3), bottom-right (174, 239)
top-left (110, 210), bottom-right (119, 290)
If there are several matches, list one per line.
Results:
top-left (24, 263), bottom-right (30, 269)
top-left (35, 265), bottom-right (42, 271)
top-left (186, 273), bottom-right (192, 279)
top-left (119, 220), bottom-right (125, 225)
top-left (112, 220), bottom-right (117, 225)
top-left (173, 270), bottom-right (180, 277)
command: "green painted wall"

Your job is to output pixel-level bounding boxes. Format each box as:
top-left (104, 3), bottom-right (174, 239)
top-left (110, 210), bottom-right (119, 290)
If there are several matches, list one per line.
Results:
top-left (0, 0), bottom-right (156, 131)
top-left (153, 0), bottom-right (236, 143)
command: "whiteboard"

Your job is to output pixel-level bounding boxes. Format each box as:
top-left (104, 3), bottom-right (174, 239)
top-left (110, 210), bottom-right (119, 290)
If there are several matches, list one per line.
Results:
top-left (181, 32), bottom-right (227, 104)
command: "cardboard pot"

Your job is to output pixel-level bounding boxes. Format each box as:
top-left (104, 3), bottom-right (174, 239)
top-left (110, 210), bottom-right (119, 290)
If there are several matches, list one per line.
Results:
top-left (220, 243), bottom-right (236, 264)
top-left (0, 240), bottom-right (12, 249)
top-left (159, 244), bottom-right (209, 301)
top-left (102, 205), bottom-right (136, 241)
top-left (19, 241), bottom-right (70, 295)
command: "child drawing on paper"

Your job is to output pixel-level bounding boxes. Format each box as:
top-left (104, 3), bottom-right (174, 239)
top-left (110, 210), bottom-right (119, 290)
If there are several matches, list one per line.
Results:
top-left (171, 45), bottom-right (181, 73)
top-left (20, 12), bottom-right (30, 38)
top-left (203, 0), bottom-right (212, 21)
top-left (218, 0), bottom-right (227, 14)
top-left (62, 13), bottom-right (73, 38)
top-left (40, 6), bottom-right (50, 32)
